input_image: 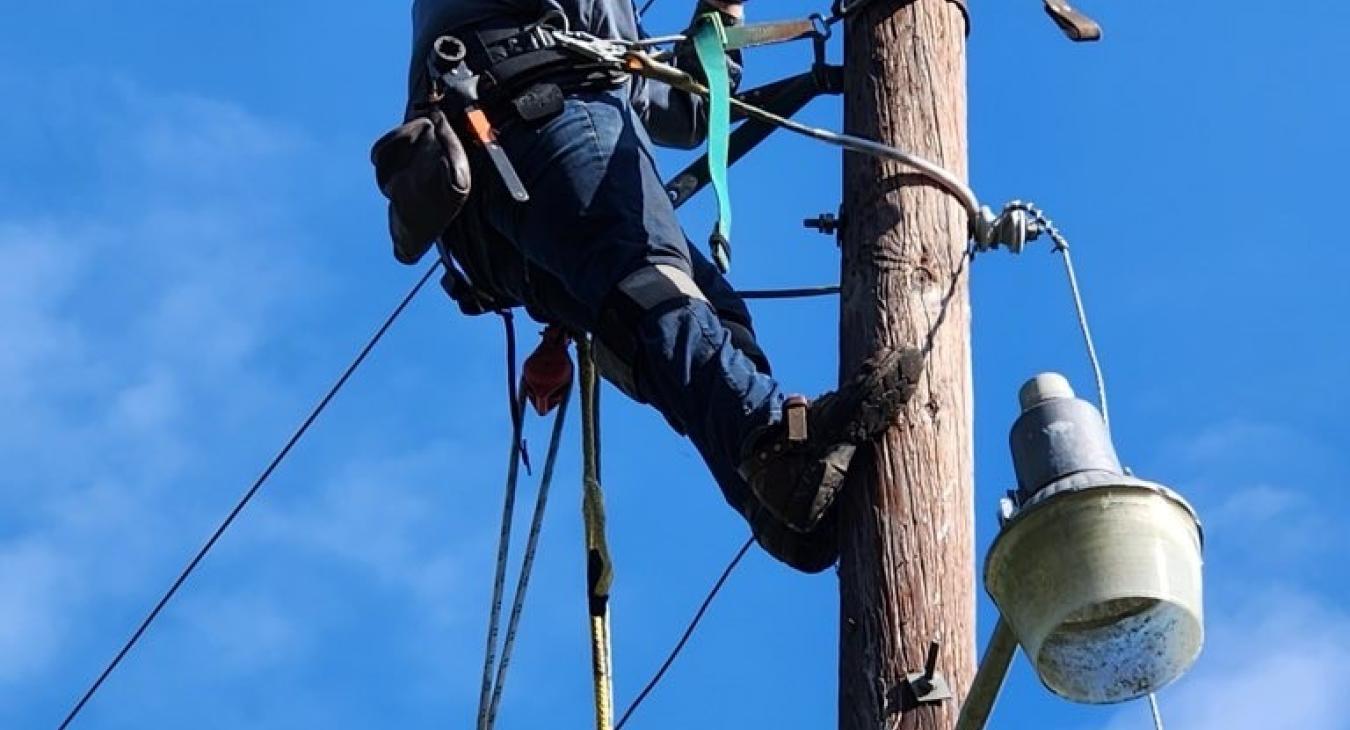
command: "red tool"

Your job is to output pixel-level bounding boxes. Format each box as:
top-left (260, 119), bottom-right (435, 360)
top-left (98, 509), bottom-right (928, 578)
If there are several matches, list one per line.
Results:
top-left (522, 325), bottom-right (574, 416)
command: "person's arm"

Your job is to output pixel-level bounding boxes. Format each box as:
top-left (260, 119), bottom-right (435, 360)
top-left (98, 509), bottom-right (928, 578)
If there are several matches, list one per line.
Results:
top-left (701, 0), bottom-right (743, 20)
top-left (634, 0), bottom-right (746, 150)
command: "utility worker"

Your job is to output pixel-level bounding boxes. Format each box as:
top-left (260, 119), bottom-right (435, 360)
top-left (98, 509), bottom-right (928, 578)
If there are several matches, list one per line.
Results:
top-left (372, 0), bottom-right (920, 572)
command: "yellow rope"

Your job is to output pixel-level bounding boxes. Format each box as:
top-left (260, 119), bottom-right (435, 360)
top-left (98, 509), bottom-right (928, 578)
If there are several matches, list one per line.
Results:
top-left (579, 338), bottom-right (615, 730)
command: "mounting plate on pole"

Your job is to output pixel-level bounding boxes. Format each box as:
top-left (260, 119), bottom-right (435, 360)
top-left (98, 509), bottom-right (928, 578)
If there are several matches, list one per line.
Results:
top-left (906, 671), bottom-right (954, 705)
top-left (904, 641), bottom-right (954, 705)
top-left (1042, 0), bottom-right (1103, 42)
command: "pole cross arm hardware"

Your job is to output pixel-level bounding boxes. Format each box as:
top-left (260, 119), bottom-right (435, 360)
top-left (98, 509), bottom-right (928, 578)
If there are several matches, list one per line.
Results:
top-left (1043, 0), bottom-right (1103, 42)
top-left (721, 17), bottom-right (827, 51)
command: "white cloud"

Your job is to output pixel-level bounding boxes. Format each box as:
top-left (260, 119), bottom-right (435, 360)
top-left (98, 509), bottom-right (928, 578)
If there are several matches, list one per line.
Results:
top-left (1083, 420), bottom-right (1350, 729)
top-left (251, 446), bottom-right (475, 624)
top-left (177, 591), bottom-right (313, 674)
top-left (0, 79), bottom-right (325, 689)
top-left (0, 226), bottom-right (90, 403)
top-left (0, 540), bottom-right (75, 682)
top-left (133, 92), bottom-right (305, 184)
top-left (1170, 418), bottom-right (1340, 491)
top-left (1201, 482), bottom-right (1337, 563)
top-left (108, 370), bottom-right (181, 434)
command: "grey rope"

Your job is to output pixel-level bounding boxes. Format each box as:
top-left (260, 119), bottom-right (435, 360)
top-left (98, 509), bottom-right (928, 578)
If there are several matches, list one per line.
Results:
top-left (486, 385), bottom-right (574, 728)
top-left (476, 390), bottom-right (527, 730)
top-left (1004, 201), bottom-right (1111, 430)
top-left (1147, 693), bottom-right (1165, 730)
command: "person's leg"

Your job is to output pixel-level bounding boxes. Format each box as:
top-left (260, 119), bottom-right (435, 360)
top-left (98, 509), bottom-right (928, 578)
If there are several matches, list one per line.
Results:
top-left (478, 86), bottom-right (919, 559)
top-left (688, 243), bottom-right (771, 375)
top-left (518, 257), bottom-right (839, 573)
top-left (482, 87), bottom-right (780, 508)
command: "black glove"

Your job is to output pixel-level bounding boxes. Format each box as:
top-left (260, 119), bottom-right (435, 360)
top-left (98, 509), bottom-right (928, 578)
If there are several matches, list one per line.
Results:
top-left (370, 109), bottom-right (472, 265)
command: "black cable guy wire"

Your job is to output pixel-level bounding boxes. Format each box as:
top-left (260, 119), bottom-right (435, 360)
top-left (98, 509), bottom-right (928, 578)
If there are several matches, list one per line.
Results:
top-left (55, 261), bottom-right (442, 730)
top-left (739, 285), bottom-right (840, 300)
top-left (615, 536), bottom-right (755, 729)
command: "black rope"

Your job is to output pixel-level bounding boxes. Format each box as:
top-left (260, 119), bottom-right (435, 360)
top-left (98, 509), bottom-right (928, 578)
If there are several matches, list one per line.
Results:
top-left (55, 260), bottom-right (442, 730)
top-left (614, 536), bottom-right (755, 729)
top-left (501, 311), bottom-right (532, 474)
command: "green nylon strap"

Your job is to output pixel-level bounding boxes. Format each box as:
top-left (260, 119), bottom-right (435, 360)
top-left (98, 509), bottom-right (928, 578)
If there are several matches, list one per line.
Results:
top-left (690, 12), bottom-right (733, 272)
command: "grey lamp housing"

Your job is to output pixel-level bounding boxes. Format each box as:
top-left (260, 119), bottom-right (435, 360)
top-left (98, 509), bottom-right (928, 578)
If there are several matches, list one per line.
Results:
top-left (983, 373), bottom-right (1204, 704)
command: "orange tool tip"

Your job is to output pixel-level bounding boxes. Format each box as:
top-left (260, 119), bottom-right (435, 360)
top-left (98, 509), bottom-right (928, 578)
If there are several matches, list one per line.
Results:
top-left (466, 108), bottom-right (495, 143)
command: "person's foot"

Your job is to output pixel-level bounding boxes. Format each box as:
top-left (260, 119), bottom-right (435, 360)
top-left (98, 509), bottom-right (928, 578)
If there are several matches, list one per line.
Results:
top-left (739, 346), bottom-right (925, 533)
top-left (743, 498), bottom-right (839, 573)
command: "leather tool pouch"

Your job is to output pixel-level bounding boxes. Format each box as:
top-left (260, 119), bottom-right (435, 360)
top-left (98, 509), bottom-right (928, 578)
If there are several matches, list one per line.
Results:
top-left (370, 108), bottom-right (473, 265)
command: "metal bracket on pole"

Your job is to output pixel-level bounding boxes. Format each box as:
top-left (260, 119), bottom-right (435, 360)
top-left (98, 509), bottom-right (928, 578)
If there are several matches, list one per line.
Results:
top-left (903, 641), bottom-right (954, 706)
top-left (664, 63), bottom-right (844, 208)
top-left (954, 619), bottom-right (1019, 730)
top-left (1042, 0), bottom-right (1103, 42)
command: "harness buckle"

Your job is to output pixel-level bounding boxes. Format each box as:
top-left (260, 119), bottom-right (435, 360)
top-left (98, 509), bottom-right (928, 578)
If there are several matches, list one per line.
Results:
top-left (785, 395), bottom-right (810, 443)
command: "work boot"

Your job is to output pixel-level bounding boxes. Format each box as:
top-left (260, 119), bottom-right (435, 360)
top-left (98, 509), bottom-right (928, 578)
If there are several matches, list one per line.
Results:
top-left (739, 346), bottom-right (925, 533)
top-left (743, 497), bottom-right (839, 574)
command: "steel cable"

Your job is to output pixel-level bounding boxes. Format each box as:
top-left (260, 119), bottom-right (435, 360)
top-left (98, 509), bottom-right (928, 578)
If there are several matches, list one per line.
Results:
top-left (1004, 201), bottom-right (1110, 429)
top-left (1148, 693), bottom-right (1165, 730)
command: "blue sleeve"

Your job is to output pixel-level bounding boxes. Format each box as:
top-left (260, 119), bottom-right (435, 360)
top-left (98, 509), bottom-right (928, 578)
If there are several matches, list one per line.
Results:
top-left (630, 9), bottom-right (743, 150)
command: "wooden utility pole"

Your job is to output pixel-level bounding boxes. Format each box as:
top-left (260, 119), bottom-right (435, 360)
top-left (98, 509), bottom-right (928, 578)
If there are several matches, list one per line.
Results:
top-left (837, 1), bottom-right (975, 729)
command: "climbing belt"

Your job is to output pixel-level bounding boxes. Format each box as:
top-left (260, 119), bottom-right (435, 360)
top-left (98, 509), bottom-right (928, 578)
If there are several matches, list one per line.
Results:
top-left (579, 338), bottom-right (617, 730)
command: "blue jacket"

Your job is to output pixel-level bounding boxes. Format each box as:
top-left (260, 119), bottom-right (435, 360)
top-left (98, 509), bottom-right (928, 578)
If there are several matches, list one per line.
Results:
top-left (407, 0), bottom-right (728, 148)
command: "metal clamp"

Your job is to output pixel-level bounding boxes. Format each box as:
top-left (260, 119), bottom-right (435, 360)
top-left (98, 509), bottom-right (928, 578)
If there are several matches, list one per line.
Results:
top-left (972, 204), bottom-right (1043, 255)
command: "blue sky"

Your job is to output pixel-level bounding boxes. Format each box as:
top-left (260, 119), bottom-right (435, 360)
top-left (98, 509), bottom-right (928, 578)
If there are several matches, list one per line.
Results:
top-left (2, 1), bottom-right (1348, 728)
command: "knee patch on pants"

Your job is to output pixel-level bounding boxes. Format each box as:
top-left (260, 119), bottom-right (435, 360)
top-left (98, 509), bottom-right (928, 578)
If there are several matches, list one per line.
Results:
top-left (593, 264), bottom-right (771, 411)
top-left (593, 264), bottom-right (705, 410)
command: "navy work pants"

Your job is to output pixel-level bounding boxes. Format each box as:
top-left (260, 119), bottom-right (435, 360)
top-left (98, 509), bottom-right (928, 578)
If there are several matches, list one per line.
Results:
top-left (478, 86), bottom-right (783, 514)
